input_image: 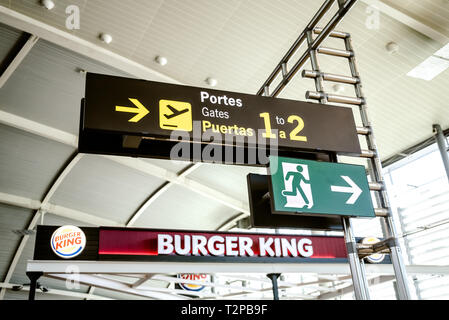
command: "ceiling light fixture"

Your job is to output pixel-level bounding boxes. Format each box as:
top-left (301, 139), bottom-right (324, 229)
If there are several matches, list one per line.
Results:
top-left (205, 77), bottom-right (217, 87)
top-left (385, 41), bottom-right (399, 54)
top-left (155, 56), bottom-right (168, 66)
top-left (99, 33), bottom-right (113, 44)
top-left (40, 0), bottom-right (55, 10)
top-left (332, 84), bottom-right (345, 94)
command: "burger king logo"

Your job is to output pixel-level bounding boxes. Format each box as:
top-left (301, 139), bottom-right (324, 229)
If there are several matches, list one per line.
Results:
top-left (178, 274), bottom-right (209, 292)
top-left (361, 236), bottom-right (385, 263)
top-left (51, 226), bottom-right (86, 259)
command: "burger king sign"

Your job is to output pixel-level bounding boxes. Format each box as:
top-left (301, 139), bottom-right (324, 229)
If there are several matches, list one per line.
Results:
top-left (51, 225), bottom-right (86, 259)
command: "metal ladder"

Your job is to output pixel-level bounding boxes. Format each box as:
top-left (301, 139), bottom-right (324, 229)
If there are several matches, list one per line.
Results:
top-left (257, 0), bottom-right (411, 300)
top-left (304, 27), bottom-right (411, 300)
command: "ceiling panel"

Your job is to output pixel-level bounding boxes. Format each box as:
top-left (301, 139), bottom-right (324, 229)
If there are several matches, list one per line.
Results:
top-left (133, 184), bottom-right (238, 230)
top-left (395, 0), bottom-right (449, 36)
top-left (41, 211), bottom-right (94, 228)
top-left (0, 22), bottom-right (23, 65)
top-left (4, 0), bottom-right (86, 32)
top-left (179, 0), bottom-right (325, 93)
top-left (335, 3), bottom-right (449, 159)
top-left (0, 37), bottom-right (132, 135)
top-left (130, 0), bottom-right (241, 84)
top-left (188, 163), bottom-right (266, 203)
top-left (142, 158), bottom-right (192, 173)
top-left (0, 124), bottom-right (75, 200)
top-left (1, 1), bottom-right (448, 160)
top-left (49, 155), bottom-right (166, 225)
top-left (0, 203), bottom-right (33, 282)
top-left (79, 0), bottom-right (165, 59)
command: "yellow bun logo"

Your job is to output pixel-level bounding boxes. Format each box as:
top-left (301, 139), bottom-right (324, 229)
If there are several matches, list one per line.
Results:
top-left (51, 226), bottom-right (86, 259)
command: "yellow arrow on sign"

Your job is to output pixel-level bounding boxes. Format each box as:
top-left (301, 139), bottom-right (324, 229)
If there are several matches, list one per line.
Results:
top-left (115, 98), bottom-right (149, 122)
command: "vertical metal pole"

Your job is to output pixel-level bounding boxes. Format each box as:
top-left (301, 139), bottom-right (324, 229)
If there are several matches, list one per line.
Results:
top-left (267, 273), bottom-right (280, 300)
top-left (342, 217), bottom-right (368, 300)
top-left (433, 124), bottom-right (449, 183)
top-left (344, 36), bottom-right (411, 300)
top-left (211, 275), bottom-right (217, 295)
top-left (306, 30), bottom-right (326, 104)
top-left (359, 258), bottom-right (371, 300)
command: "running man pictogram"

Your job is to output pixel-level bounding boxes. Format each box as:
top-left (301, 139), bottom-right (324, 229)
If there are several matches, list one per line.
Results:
top-left (282, 165), bottom-right (310, 204)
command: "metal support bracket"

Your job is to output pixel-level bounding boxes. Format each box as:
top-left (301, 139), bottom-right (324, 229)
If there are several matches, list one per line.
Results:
top-left (26, 271), bottom-right (43, 301)
top-left (267, 273), bottom-right (281, 300)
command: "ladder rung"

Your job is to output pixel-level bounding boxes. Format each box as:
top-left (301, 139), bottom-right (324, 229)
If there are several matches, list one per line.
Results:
top-left (356, 126), bottom-right (371, 135)
top-left (324, 73), bottom-right (358, 84)
top-left (306, 91), bottom-right (364, 105)
top-left (372, 238), bottom-right (393, 252)
top-left (305, 91), bottom-right (323, 100)
top-left (369, 182), bottom-right (384, 191)
top-left (327, 93), bottom-right (363, 105)
top-left (358, 248), bottom-right (390, 259)
top-left (302, 70), bottom-right (359, 84)
top-left (360, 149), bottom-right (376, 158)
top-left (313, 27), bottom-right (349, 39)
top-left (374, 208), bottom-right (389, 217)
top-left (317, 47), bottom-right (353, 58)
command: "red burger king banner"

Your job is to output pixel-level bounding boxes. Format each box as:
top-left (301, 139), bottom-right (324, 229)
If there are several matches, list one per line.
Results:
top-left (98, 228), bottom-right (347, 261)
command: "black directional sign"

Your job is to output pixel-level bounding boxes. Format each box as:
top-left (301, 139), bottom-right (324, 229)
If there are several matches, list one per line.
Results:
top-left (247, 173), bottom-right (344, 231)
top-left (79, 73), bottom-right (360, 162)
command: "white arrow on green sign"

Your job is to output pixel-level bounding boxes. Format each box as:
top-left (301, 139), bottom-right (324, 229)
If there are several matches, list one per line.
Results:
top-left (269, 156), bottom-right (375, 218)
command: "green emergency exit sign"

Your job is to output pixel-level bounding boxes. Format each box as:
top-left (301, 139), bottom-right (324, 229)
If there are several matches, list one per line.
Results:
top-left (269, 156), bottom-right (375, 218)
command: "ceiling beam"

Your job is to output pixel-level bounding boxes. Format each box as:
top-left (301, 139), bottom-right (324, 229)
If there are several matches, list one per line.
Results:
top-left (47, 274), bottom-right (190, 300)
top-left (0, 282), bottom-right (112, 300)
top-left (0, 110), bottom-right (247, 217)
top-left (28, 260), bottom-right (449, 276)
top-left (361, 0), bottom-right (449, 44)
top-left (0, 6), bottom-right (181, 84)
top-left (0, 153), bottom-right (121, 300)
top-left (41, 203), bottom-right (123, 227)
top-left (0, 191), bottom-right (41, 210)
top-left (0, 191), bottom-right (122, 227)
top-left (218, 273), bottom-right (352, 287)
top-left (0, 33), bottom-right (38, 88)
top-left (217, 212), bottom-right (249, 231)
top-left (0, 109), bottom-right (78, 147)
top-left (0, 153), bottom-right (82, 299)
top-left (0, 210), bottom-right (41, 300)
top-left (126, 163), bottom-right (202, 226)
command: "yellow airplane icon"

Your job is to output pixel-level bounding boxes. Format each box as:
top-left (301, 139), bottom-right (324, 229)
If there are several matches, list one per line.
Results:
top-left (159, 100), bottom-right (192, 131)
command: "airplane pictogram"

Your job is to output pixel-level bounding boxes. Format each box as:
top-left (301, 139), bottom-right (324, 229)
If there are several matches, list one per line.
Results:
top-left (159, 99), bottom-right (192, 131)
top-left (164, 104), bottom-right (190, 119)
